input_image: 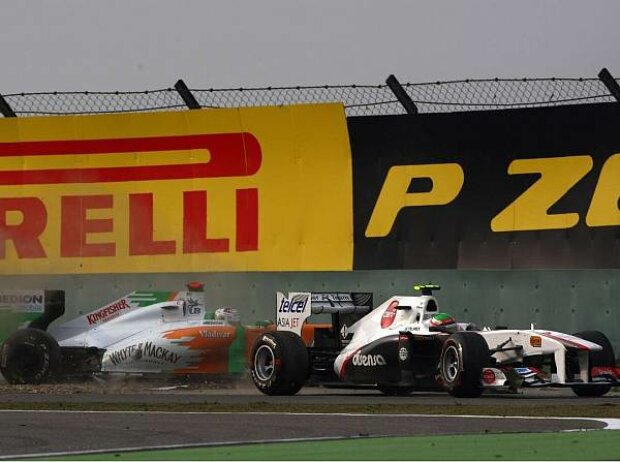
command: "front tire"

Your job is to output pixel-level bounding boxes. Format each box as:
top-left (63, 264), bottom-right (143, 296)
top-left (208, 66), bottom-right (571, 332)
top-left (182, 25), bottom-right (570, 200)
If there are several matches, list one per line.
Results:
top-left (571, 331), bottom-right (615, 397)
top-left (0, 328), bottom-right (62, 384)
top-left (439, 332), bottom-right (490, 398)
top-left (250, 331), bottom-right (308, 395)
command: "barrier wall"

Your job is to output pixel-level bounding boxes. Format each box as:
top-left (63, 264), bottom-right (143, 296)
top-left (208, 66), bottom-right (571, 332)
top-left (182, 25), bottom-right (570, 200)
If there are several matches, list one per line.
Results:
top-left (0, 270), bottom-right (617, 354)
top-left (349, 103), bottom-right (620, 269)
top-left (0, 102), bottom-right (618, 353)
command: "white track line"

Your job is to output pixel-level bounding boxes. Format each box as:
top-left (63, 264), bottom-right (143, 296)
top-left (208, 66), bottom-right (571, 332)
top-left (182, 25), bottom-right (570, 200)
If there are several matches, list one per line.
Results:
top-left (1, 436), bottom-right (374, 461)
top-left (0, 408), bottom-right (619, 422)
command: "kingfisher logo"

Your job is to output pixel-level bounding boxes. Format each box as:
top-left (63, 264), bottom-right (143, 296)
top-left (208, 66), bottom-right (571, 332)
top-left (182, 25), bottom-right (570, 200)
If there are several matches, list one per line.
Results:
top-left (87, 299), bottom-right (131, 325)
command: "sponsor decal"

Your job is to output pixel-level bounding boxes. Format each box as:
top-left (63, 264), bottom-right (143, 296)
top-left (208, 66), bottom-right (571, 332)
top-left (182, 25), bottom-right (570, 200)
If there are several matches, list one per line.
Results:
top-left (262, 335), bottom-right (277, 349)
top-left (0, 293), bottom-right (43, 306)
top-left (108, 344), bottom-right (139, 365)
top-left (277, 317), bottom-right (301, 330)
top-left (529, 335), bottom-right (542, 347)
top-left (108, 341), bottom-right (180, 366)
top-left (185, 296), bottom-right (203, 315)
top-left (199, 329), bottom-right (232, 339)
top-left (399, 347), bottom-right (408, 361)
top-left (482, 368), bottom-right (496, 384)
top-left (0, 290), bottom-right (45, 313)
top-left (87, 298), bottom-right (130, 325)
top-left (401, 326), bottom-right (420, 332)
top-left (340, 324), bottom-right (349, 339)
top-left (141, 342), bottom-right (180, 364)
top-left (352, 352), bottom-right (387, 367)
top-left (312, 293), bottom-right (353, 302)
top-left (381, 300), bottom-right (399, 329)
top-left (278, 296), bottom-right (308, 313)
top-left (276, 292), bottom-right (311, 335)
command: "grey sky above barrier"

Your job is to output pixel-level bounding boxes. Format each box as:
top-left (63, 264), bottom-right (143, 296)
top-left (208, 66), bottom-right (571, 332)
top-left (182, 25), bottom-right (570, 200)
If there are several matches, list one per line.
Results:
top-left (2, 1), bottom-right (620, 93)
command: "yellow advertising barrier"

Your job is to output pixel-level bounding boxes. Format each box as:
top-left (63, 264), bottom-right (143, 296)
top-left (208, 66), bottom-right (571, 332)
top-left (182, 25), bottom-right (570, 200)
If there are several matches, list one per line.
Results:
top-left (0, 104), bottom-right (353, 274)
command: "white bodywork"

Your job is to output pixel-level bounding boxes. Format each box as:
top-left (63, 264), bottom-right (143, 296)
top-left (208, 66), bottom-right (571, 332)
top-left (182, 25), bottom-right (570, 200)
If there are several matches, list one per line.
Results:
top-left (47, 289), bottom-right (242, 374)
top-left (332, 293), bottom-right (602, 386)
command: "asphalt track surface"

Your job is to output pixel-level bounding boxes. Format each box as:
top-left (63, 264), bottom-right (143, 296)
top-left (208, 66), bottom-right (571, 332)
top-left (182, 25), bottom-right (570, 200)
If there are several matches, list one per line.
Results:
top-left (0, 384), bottom-right (618, 459)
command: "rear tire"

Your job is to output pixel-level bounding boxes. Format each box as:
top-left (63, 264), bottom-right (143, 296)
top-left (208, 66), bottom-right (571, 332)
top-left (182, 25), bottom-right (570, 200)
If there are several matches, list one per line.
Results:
top-left (439, 332), bottom-right (490, 398)
top-left (0, 328), bottom-right (62, 384)
top-left (250, 331), bottom-right (308, 395)
top-left (571, 331), bottom-right (615, 397)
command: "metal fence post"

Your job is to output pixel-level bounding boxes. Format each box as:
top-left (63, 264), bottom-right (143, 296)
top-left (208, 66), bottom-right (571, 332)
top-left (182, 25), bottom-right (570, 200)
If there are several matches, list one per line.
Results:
top-left (386, 74), bottom-right (418, 115)
top-left (174, 79), bottom-right (201, 110)
top-left (0, 93), bottom-right (16, 117)
top-left (598, 68), bottom-right (620, 103)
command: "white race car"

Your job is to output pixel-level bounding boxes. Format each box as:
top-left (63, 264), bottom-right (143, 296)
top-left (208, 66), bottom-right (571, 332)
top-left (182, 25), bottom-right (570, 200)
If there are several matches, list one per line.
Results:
top-left (0, 283), bottom-right (272, 384)
top-left (250, 285), bottom-right (619, 397)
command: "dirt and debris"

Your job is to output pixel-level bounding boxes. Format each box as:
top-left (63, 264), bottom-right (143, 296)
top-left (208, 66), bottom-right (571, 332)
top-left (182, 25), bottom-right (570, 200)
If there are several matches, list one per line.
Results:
top-left (0, 374), bottom-right (255, 395)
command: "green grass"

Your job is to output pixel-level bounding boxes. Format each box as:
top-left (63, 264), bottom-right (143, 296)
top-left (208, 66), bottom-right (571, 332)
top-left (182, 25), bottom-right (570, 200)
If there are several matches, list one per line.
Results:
top-left (42, 430), bottom-right (620, 461)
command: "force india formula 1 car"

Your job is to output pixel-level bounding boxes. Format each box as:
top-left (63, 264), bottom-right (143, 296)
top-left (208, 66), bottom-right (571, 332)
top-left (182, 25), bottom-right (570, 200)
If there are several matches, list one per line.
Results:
top-left (250, 285), bottom-right (620, 397)
top-left (0, 283), bottom-right (277, 384)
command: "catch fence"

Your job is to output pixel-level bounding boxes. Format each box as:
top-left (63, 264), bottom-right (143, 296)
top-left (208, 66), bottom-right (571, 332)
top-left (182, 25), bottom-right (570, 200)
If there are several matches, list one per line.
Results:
top-left (2, 70), bottom-right (620, 117)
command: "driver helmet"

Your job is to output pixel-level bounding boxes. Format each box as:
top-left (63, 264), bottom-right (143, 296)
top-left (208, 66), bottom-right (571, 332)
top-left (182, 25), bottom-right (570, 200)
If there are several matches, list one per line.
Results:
top-left (428, 312), bottom-right (457, 333)
top-left (215, 307), bottom-right (241, 325)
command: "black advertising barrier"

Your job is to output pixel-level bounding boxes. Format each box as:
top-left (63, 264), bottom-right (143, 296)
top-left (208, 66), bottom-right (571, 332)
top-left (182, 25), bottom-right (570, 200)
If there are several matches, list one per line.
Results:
top-left (349, 102), bottom-right (620, 269)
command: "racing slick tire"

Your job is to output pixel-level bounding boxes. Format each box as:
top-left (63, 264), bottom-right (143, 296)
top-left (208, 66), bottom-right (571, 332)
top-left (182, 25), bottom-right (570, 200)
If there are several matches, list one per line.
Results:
top-left (571, 331), bottom-right (615, 397)
top-left (250, 331), bottom-right (309, 396)
top-left (439, 332), bottom-right (490, 398)
top-left (0, 328), bottom-right (62, 384)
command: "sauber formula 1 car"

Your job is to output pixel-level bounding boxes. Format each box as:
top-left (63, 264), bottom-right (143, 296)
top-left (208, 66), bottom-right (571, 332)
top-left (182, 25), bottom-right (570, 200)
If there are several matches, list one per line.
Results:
top-left (0, 283), bottom-right (276, 384)
top-left (250, 285), bottom-right (620, 397)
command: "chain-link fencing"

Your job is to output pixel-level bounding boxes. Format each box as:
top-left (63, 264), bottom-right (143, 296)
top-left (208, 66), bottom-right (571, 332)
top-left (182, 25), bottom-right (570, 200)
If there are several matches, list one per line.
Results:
top-left (2, 76), bottom-right (619, 117)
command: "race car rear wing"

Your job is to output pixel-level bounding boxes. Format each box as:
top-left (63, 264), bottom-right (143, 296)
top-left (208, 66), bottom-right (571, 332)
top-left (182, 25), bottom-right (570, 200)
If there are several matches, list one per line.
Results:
top-left (308, 293), bottom-right (373, 314)
top-left (276, 292), bottom-right (373, 338)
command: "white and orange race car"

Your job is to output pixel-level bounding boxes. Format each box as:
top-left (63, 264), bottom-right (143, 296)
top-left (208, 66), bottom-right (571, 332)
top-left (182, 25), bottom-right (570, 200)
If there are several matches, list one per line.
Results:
top-left (0, 282), bottom-right (343, 384)
top-left (0, 283), bottom-right (280, 384)
top-left (250, 285), bottom-right (620, 397)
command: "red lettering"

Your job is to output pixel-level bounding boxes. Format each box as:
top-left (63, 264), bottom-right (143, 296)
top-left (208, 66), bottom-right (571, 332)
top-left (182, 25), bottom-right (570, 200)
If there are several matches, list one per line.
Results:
top-left (183, 191), bottom-right (229, 253)
top-left (0, 197), bottom-right (47, 258)
top-left (87, 299), bottom-right (130, 325)
top-left (236, 188), bottom-right (258, 251)
top-left (4, 187), bottom-right (259, 260)
top-left (129, 193), bottom-right (176, 255)
top-left (0, 133), bottom-right (262, 185)
top-left (61, 195), bottom-right (115, 257)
